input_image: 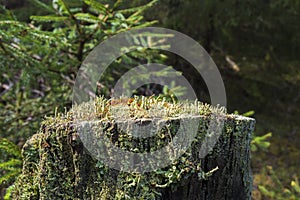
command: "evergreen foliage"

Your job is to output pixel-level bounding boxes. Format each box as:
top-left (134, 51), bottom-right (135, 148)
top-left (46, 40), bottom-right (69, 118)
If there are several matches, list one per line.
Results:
top-left (0, 138), bottom-right (22, 198)
top-left (0, 0), bottom-right (161, 197)
top-left (0, 0), bottom-right (159, 141)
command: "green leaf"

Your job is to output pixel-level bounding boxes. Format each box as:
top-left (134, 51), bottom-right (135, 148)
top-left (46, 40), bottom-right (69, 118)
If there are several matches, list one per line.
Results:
top-left (27, 29), bottom-right (58, 41)
top-left (53, 0), bottom-right (70, 14)
top-left (5, 44), bottom-right (40, 65)
top-left (0, 138), bottom-right (21, 158)
top-left (291, 179), bottom-right (300, 194)
top-left (258, 132), bottom-right (272, 140)
top-left (0, 169), bottom-right (21, 185)
top-left (258, 185), bottom-right (275, 197)
top-left (251, 144), bottom-right (258, 152)
top-left (29, 0), bottom-right (56, 13)
top-left (74, 13), bottom-right (101, 23)
top-left (30, 15), bottom-right (69, 22)
top-left (84, 0), bottom-right (108, 13)
top-left (0, 5), bottom-right (16, 20)
top-left (117, 0), bottom-right (158, 14)
top-left (4, 184), bottom-right (14, 200)
top-left (0, 158), bottom-right (22, 171)
top-left (130, 20), bottom-right (158, 28)
top-left (242, 110), bottom-right (255, 117)
top-left (251, 132), bottom-right (272, 152)
top-left (0, 20), bottom-right (27, 28)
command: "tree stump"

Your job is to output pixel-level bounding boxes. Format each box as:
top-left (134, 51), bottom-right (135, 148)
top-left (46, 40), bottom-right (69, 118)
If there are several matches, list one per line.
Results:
top-left (12, 97), bottom-right (255, 199)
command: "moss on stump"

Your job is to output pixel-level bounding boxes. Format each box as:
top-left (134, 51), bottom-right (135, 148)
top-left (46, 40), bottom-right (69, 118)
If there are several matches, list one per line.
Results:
top-left (12, 97), bottom-right (255, 199)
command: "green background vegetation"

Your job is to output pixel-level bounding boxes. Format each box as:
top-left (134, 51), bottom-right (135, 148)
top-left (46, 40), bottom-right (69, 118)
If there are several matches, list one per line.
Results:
top-left (0, 0), bottom-right (299, 199)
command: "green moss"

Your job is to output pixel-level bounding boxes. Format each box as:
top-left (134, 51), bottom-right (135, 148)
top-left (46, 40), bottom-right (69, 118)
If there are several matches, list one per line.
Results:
top-left (12, 96), bottom-right (255, 199)
top-left (72, 96), bottom-right (226, 121)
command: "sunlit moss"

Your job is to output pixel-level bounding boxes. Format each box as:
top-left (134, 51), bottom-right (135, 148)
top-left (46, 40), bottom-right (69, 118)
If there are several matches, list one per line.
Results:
top-left (12, 96), bottom-right (255, 199)
top-left (72, 95), bottom-right (227, 121)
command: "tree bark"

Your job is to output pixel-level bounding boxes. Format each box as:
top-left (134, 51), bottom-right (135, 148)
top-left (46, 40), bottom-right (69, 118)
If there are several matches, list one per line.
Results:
top-left (12, 112), bottom-right (255, 200)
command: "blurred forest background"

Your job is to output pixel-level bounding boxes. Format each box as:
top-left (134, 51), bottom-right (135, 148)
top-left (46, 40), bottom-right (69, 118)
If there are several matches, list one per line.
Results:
top-left (0, 0), bottom-right (299, 199)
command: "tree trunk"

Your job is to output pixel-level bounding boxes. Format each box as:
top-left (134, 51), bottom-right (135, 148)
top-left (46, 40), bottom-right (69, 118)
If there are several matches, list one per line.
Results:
top-left (12, 106), bottom-right (255, 200)
top-left (161, 116), bottom-right (254, 199)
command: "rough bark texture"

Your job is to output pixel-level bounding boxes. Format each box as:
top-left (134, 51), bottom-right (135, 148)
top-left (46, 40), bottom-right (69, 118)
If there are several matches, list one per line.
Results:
top-left (12, 113), bottom-right (255, 200)
top-left (161, 116), bottom-right (254, 199)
